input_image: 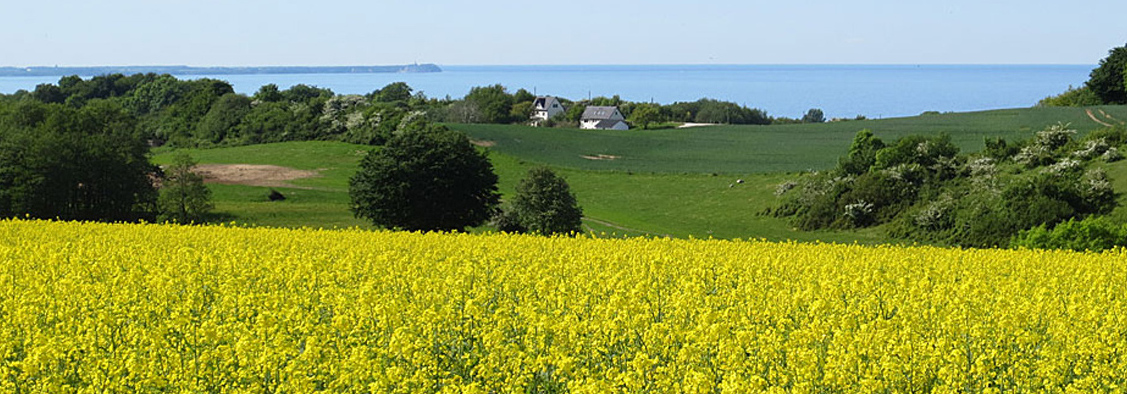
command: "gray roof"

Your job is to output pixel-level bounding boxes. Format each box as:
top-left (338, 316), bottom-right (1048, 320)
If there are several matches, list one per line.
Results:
top-left (581, 106), bottom-right (621, 120)
top-left (533, 96), bottom-right (559, 110)
top-left (594, 119), bottom-right (627, 129)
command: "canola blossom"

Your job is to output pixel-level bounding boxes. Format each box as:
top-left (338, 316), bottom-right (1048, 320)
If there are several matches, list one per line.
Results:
top-left (1, 219), bottom-right (1126, 392)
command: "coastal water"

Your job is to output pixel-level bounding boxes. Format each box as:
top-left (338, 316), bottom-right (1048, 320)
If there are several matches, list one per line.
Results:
top-left (0, 65), bottom-right (1092, 118)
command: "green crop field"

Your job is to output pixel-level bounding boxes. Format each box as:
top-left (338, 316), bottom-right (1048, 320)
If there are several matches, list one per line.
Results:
top-left (449, 105), bottom-right (1127, 173)
top-left (153, 106), bottom-right (1127, 241)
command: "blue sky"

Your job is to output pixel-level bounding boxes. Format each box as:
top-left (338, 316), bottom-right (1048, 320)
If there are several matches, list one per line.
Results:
top-left (2, 0), bottom-right (1124, 66)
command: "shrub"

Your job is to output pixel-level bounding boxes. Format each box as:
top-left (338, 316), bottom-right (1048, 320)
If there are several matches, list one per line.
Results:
top-left (490, 206), bottom-right (527, 233)
top-left (509, 167), bottom-right (584, 236)
top-left (838, 130), bottom-right (884, 175)
top-left (1085, 126), bottom-right (1127, 147)
top-left (157, 153), bottom-right (213, 223)
top-left (1037, 86), bottom-right (1101, 107)
top-left (872, 134), bottom-right (959, 173)
top-left (1012, 216), bottom-right (1127, 251)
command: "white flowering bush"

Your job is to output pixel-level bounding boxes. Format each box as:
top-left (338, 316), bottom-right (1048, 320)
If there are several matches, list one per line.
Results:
top-left (1044, 158), bottom-right (1082, 175)
top-left (842, 200), bottom-right (875, 227)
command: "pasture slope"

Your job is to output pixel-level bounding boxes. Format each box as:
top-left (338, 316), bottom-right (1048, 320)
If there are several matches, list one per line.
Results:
top-left (153, 105), bottom-right (1127, 241)
top-left (449, 105), bottom-right (1127, 174)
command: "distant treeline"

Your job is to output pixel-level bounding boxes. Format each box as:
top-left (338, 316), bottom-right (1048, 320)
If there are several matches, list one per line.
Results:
top-left (1, 74), bottom-right (831, 149)
top-left (0, 64), bottom-right (442, 77)
top-left (433, 84), bottom-right (836, 128)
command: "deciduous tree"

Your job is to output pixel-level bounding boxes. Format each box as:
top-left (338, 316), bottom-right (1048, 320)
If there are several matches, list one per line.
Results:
top-left (349, 122), bottom-right (500, 231)
top-left (509, 167), bottom-right (583, 235)
top-left (1087, 44), bottom-right (1127, 104)
top-left (628, 104), bottom-right (661, 129)
top-left (802, 108), bottom-right (826, 123)
top-left (157, 152), bottom-right (213, 223)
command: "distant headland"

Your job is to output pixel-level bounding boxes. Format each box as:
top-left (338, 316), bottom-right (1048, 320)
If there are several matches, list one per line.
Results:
top-left (0, 64), bottom-right (442, 77)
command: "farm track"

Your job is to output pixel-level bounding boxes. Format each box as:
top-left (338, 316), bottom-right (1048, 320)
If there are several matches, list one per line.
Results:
top-left (1087, 108), bottom-right (1125, 127)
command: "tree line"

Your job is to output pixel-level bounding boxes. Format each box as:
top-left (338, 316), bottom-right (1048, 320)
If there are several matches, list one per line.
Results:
top-left (1040, 43), bottom-right (1127, 107)
top-left (433, 84), bottom-right (834, 128)
top-left (7, 75), bottom-right (828, 151)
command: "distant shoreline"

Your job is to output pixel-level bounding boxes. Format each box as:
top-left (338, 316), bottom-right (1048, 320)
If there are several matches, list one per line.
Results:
top-left (0, 64), bottom-right (442, 77)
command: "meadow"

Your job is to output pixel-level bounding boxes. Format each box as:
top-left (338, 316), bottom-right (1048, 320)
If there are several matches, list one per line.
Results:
top-left (449, 106), bottom-right (1127, 173)
top-left (152, 105), bottom-right (1127, 242)
top-left (152, 138), bottom-right (883, 242)
top-left (3, 219), bottom-right (1126, 392)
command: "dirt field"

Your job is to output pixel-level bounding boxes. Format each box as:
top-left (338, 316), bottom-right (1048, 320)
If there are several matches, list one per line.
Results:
top-left (194, 164), bottom-right (320, 188)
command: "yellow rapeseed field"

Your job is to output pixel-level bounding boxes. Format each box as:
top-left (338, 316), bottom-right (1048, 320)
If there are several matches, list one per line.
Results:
top-left (1, 219), bottom-right (1126, 393)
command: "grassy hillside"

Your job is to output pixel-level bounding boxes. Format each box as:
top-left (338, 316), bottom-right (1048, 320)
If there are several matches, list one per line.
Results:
top-left (153, 141), bottom-right (885, 242)
top-left (450, 105), bottom-right (1127, 173)
top-left (152, 141), bottom-right (373, 228)
top-left (152, 106), bottom-right (1127, 241)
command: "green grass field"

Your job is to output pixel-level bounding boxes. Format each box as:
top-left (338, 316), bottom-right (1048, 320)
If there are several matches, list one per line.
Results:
top-left (449, 105), bottom-right (1127, 173)
top-left (154, 105), bottom-right (1127, 241)
top-left (153, 141), bottom-right (373, 228)
top-left (154, 144), bottom-right (883, 242)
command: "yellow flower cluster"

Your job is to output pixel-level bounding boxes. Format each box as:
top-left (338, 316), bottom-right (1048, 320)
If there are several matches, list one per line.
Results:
top-left (1, 219), bottom-right (1126, 392)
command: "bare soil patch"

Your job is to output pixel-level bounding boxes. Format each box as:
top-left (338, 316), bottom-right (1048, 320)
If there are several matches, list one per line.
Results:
top-left (193, 164), bottom-right (321, 188)
top-left (677, 122), bottom-right (720, 128)
top-left (581, 154), bottom-right (621, 161)
top-left (471, 140), bottom-right (496, 147)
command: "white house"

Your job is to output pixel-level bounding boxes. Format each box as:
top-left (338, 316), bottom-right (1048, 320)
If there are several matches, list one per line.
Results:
top-left (530, 96), bottom-right (565, 125)
top-left (579, 106), bottom-right (629, 130)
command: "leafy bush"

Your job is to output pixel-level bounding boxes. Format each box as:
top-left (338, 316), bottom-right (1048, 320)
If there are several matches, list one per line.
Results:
top-left (838, 130), bottom-right (884, 175)
top-left (776, 121), bottom-right (1123, 248)
top-left (1038, 85), bottom-right (1101, 107)
top-left (1012, 216), bottom-right (1127, 251)
top-left (490, 205), bottom-right (527, 233)
top-left (157, 153), bottom-right (213, 223)
top-left (872, 134), bottom-right (959, 173)
top-left (507, 167), bottom-right (584, 236)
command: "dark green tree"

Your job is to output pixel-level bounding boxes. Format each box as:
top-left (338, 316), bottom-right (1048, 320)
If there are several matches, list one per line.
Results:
top-left (0, 101), bottom-right (157, 221)
top-left (126, 74), bottom-right (187, 115)
top-left (627, 104), bottom-right (661, 129)
top-left (838, 129), bottom-right (885, 175)
top-left (238, 101), bottom-right (296, 144)
top-left (509, 101), bottom-right (533, 122)
top-left (254, 83), bottom-right (284, 103)
top-left (1087, 44), bottom-right (1127, 104)
top-left (802, 108), bottom-right (826, 123)
top-left (510, 167), bottom-right (583, 235)
top-left (513, 88), bottom-right (536, 104)
top-left (349, 122), bottom-right (500, 231)
top-left (31, 83), bottom-right (66, 104)
top-left (464, 84), bottom-right (514, 124)
top-left (373, 82), bottom-right (413, 103)
top-left (157, 152), bottom-right (213, 223)
top-left (196, 93), bottom-right (251, 144)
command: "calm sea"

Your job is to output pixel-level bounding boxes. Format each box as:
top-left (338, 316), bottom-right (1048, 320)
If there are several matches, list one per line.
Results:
top-left (0, 65), bottom-right (1092, 118)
